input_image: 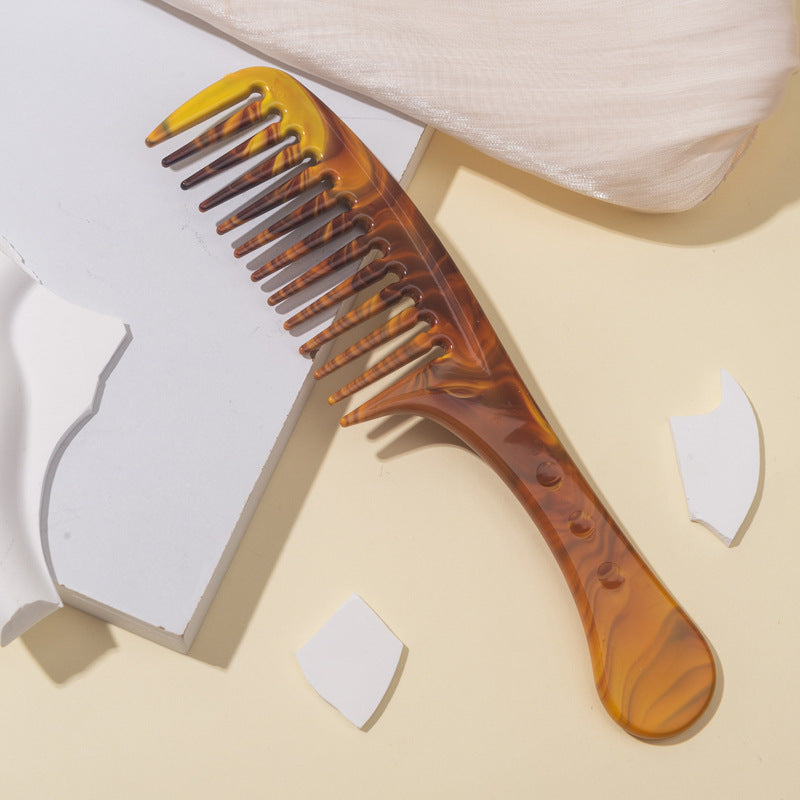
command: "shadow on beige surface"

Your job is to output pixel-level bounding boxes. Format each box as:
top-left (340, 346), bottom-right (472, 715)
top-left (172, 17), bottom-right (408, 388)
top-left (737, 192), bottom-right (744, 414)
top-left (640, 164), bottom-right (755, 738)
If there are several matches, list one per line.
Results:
top-left (188, 343), bottom-right (372, 668)
top-left (729, 403), bottom-right (766, 548)
top-left (21, 606), bottom-right (116, 684)
top-left (413, 72), bottom-right (800, 248)
top-left (362, 644), bottom-right (409, 732)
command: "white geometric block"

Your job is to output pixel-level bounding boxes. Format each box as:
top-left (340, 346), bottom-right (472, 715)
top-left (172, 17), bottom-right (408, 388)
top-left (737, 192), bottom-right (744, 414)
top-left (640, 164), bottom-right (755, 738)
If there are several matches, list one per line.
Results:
top-left (0, 246), bottom-right (127, 644)
top-left (297, 595), bottom-right (404, 729)
top-left (0, 0), bottom-right (427, 650)
top-left (670, 369), bottom-right (761, 546)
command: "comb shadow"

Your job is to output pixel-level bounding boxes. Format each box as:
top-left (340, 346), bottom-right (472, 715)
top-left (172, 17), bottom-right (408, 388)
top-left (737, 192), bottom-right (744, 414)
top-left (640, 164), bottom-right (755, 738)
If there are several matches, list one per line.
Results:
top-left (207, 154), bottom-right (311, 230)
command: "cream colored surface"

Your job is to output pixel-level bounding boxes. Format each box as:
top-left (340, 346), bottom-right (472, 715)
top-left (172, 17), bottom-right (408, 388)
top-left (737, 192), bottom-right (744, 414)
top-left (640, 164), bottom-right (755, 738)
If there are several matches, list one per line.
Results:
top-left (2, 69), bottom-right (799, 800)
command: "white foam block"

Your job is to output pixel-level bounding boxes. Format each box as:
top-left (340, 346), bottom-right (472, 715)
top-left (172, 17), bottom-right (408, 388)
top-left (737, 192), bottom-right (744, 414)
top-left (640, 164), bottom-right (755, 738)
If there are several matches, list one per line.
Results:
top-left (0, 0), bottom-right (427, 649)
top-left (670, 369), bottom-right (761, 546)
top-left (0, 248), bottom-right (127, 645)
top-left (297, 595), bottom-right (404, 729)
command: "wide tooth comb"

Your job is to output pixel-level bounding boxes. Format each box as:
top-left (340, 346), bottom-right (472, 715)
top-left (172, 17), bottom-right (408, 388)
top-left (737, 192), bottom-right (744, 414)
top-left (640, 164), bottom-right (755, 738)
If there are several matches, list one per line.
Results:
top-left (148, 67), bottom-right (716, 741)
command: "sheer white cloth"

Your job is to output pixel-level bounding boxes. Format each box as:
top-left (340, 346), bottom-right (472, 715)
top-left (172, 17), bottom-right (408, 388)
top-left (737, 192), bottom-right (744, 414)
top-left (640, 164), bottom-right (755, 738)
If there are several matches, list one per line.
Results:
top-left (160, 0), bottom-right (798, 211)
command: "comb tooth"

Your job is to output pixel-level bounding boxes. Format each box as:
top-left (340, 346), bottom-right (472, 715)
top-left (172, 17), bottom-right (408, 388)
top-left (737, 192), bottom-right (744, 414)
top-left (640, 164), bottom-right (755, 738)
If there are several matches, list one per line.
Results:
top-left (266, 238), bottom-right (375, 306)
top-left (284, 256), bottom-right (393, 329)
top-left (200, 142), bottom-right (306, 211)
top-left (236, 208), bottom-right (358, 261)
top-left (315, 307), bottom-right (423, 379)
top-left (327, 332), bottom-right (435, 404)
top-left (240, 190), bottom-right (341, 268)
top-left (180, 121), bottom-right (284, 189)
top-left (217, 167), bottom-right (320, 235)
top-left (299, 284), bottom-right (404, 355)
top-left (157, 100), bottom-right (273, 166)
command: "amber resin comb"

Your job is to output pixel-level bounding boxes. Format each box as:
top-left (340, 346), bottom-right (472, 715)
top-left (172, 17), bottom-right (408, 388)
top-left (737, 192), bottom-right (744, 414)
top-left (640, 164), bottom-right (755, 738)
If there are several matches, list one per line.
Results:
top-left (146, 67), bottom-right (716, 740)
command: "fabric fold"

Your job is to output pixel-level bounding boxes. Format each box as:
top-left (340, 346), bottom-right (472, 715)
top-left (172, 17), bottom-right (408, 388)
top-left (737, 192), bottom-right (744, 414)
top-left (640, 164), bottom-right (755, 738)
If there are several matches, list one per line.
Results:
top-left (158, 0), bottom-right (798, 211)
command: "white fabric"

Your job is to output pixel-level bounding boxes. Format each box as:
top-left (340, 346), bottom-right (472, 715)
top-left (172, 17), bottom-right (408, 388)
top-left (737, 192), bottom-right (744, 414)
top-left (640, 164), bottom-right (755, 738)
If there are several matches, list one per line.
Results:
top-left (158, 0), bottom-right (798, 212)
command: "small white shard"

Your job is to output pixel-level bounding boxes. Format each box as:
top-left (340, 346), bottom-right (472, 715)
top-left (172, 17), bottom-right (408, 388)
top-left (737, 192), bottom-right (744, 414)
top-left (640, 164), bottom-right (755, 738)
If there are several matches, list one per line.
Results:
top-left (670, 369), bottom-right (761, 546)
top-left (0, 247), bottom-right (128, 644)
top-left (296, 595), bottom-right (404, 729)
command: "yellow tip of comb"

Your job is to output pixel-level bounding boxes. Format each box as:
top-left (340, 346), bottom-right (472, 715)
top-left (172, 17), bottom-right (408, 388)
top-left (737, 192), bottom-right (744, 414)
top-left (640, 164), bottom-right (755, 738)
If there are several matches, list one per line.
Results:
top-left (144, 124), bottom-right (170, 147)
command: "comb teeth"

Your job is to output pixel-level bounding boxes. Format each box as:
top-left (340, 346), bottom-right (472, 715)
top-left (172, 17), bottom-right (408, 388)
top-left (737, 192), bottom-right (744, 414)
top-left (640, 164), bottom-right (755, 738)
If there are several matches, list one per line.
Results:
top-left (281, 251), bottom-right (391, 325)
top-left (148, 67), bottom-right (458, 420)
top-left (218, 166), bottom-right (324, 236)
top-left (238, 199), bottom-right (355, 263)
top-left (240, 209), bottom-right (361, 268)
top-left (314, 306), bottom-right (426, 378)
top-left (265, 239), bottom-right (376, 306)
top-left (181, 121), bottom-right (285, 191)
top-left (328, 330), bottom-right (437, 404)
top-left (246, 189), bottom-right (342, 266)
top-left (198, 141), bottom-right (308, 211)
top-left (299, 283), bottom-right (405, 355)
top-left (154, 98), bottom-right (272, 164)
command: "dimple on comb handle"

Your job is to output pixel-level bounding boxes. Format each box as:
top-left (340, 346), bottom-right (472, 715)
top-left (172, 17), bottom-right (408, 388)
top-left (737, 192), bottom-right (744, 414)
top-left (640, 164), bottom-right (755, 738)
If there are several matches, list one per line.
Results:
top-left (147, 68), bottom-right (716, 740)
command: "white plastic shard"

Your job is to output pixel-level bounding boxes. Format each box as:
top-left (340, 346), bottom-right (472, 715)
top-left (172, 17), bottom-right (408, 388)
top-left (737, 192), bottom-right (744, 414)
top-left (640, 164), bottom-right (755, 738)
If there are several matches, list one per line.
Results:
top-left (0, 246), bottom-right (128, 645)
top-left (296, 595), bottom-right (404, 729)
top-left (670, 369), bottom-right (761, 546)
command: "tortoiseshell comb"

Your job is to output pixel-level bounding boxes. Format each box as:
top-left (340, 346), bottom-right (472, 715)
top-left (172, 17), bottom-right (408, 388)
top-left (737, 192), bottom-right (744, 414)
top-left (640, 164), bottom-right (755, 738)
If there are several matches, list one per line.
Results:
top-left (146, 67), bottom-right (716, 740)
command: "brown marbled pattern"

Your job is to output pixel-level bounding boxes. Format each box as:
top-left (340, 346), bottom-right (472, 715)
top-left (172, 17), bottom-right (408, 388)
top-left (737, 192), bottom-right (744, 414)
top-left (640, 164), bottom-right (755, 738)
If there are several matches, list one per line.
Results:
top-left (147, 67), bottom-right (716, 740)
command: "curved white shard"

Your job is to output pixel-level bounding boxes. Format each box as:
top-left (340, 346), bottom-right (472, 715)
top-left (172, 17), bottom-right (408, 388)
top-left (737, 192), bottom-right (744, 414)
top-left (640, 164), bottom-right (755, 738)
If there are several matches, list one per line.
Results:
top-left (296, 595), bottom-right (404, 729)
top-left (0, 247), bottom-right (128, 645)
top-left (670, 370), bottom-right (761, 546)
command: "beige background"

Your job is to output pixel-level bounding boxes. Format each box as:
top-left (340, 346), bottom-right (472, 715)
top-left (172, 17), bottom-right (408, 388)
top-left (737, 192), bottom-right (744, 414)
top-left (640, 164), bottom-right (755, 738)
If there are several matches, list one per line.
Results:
top-left (2, 67), bottom-right (799, 798)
